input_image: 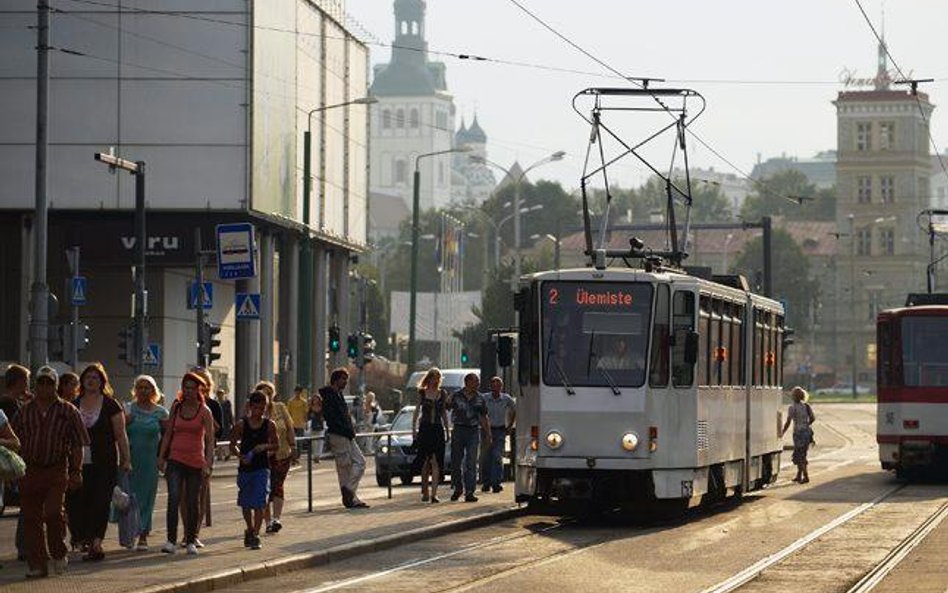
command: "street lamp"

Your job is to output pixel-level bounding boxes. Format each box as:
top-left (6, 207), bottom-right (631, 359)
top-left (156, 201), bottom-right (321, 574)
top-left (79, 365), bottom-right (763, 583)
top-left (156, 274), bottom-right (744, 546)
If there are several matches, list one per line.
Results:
top-left (472, 151), bottom-right (565, 287)
top-left (298, 96), bottom-right (377, 388)
top-left (408, 146), bottom-right (472, 373)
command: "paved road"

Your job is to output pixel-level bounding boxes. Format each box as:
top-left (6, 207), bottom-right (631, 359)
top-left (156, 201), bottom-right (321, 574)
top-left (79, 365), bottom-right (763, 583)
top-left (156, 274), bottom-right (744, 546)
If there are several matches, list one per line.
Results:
top-left (211, 404), bottom-right (948, 593)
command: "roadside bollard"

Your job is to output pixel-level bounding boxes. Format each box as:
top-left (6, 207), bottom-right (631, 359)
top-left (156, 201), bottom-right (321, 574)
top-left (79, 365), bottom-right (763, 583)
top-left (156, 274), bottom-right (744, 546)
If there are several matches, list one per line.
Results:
top-left (387, 433), bottom-right (393, 500)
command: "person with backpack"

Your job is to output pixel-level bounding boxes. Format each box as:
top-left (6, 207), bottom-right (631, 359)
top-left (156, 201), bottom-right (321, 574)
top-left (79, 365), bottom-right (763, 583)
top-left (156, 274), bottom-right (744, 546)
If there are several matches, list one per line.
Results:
top-left (781, 386), bottom-right (816, 484)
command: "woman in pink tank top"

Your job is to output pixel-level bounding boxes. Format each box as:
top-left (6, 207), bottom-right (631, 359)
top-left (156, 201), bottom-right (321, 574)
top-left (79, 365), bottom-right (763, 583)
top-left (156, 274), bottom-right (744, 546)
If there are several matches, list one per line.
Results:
top-left (156, 373), bottom-right (215, 555)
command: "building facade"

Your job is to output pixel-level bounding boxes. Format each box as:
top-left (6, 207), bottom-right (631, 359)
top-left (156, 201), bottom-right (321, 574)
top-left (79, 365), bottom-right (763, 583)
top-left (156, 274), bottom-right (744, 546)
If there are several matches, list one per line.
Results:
top-left (0, 0), bottom-right (371, 402)
top-left (833, 43), bottom-right (933, 386)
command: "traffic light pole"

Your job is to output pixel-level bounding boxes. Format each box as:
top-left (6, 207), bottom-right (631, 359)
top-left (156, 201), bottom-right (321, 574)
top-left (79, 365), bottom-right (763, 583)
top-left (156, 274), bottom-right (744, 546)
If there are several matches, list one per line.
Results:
top-left (195, 227), bottom-right (207, 367)
top-left (67, 247), bottom-right (80, 370)
top-left (357, 274), bottom-right (367, 396)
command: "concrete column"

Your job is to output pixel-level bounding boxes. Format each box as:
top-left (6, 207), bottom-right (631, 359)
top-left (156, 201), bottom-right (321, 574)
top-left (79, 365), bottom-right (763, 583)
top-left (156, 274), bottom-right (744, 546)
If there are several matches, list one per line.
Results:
top-left (278, 233), bottom-right (299, 397)
top-left (312, 244), bottom-right (329, 387)
top-left (235, 273), bottom-right (260, 414)
top-left (259, 230), bottom-right (275, 382)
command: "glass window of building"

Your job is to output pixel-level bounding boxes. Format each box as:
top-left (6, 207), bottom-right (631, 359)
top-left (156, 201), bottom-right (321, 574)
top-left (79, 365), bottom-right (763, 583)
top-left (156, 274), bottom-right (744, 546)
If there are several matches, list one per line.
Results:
top-left (880, 228), bottom-right (895, 255)
top-left (856, 122), bottom-right (871, 151)
top-left (880, 176), bottom-right (894, 203)
top-left (856, 228), bottom-right (871, 256)
top-left (394, 159), bottom-right (407, 184)
top-left (396, 109), bottom-right (405, 128)
top-left (410, 108), bottom-right (420, 129)
top-left (382, 110), bottom-right (392, 129)
top-left (857, 176), bottom-right (872, 203)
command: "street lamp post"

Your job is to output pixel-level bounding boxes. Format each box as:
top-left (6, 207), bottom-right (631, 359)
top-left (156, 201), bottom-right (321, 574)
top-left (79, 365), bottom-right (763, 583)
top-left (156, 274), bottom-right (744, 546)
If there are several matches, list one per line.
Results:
top-left (408, 147), bottom-right (471, 373)
top-left (298, 96), bottom-right (376, 389)
top-left (471, 151), bottom-right (565, 287)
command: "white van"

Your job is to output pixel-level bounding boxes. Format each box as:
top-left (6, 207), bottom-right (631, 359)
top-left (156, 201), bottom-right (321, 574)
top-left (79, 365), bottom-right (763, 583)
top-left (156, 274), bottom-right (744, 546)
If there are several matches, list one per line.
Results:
top-left (403, 368), bottom-right (480, 399)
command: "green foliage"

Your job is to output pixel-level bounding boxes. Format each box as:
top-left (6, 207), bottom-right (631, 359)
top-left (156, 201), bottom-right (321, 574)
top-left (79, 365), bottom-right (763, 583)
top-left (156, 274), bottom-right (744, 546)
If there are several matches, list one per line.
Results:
top-left (631, 176), bottom-right (733, 223)
top-left (740, 170), bottom-right (836, 221)
top-left (733, 228), bottom-right (818, 332)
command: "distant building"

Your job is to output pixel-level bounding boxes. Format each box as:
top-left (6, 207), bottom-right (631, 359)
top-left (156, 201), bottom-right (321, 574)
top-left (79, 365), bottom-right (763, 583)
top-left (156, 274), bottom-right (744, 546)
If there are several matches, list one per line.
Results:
top-left (930, 151), bottom-right (948, 209)
top-left (451, 115), bottom-right (496, 204)
top-left (750, 151), bottom-right (837, 189)
top-left (832, 37), bottom-right (934, 385)
top-left (672, 166), bottom-right (752, 213)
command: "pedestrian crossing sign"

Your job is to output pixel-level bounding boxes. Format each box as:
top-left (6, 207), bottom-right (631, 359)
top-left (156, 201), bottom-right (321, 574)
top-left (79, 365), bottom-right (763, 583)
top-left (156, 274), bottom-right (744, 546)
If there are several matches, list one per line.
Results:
top-left (235, 293), bottom-right (261, 320)
top-left (142, 343), bottom-right (161, 367)
top-left (71, 276), bottom-right (88, 306)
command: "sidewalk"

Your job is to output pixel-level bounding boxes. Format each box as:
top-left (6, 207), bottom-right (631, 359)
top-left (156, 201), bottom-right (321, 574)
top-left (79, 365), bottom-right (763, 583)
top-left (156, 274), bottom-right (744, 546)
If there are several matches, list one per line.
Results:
top-left (0, 458), bottom-right (519, 593)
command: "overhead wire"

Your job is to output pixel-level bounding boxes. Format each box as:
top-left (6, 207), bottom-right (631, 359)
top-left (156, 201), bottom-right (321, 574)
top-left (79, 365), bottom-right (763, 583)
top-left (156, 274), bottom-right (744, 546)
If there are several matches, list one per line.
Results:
top-left (503, 0), bottom-right (801, 209)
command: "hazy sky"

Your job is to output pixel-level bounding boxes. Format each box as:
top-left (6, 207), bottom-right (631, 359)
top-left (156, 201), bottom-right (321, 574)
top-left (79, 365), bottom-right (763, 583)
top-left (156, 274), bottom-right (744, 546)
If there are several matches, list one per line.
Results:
top-left (344, 0), bottom-right (948, 190)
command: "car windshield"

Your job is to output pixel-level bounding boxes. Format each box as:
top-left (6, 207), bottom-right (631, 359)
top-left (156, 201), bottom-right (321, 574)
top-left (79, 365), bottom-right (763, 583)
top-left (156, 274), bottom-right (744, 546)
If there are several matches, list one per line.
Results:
top-left (390, 410), bottom-right (414, 432)
top-left (542, 281), bottom-right (653, 388)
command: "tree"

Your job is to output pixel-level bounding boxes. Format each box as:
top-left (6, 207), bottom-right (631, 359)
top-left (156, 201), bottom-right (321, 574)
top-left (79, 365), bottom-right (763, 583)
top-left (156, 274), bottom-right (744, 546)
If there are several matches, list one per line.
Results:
top-left (740, 170), bottom-right (836, 221)
top-left (633, 176), bottom-right (733, 223)
top-left (733, 229), bottom-right (818, 332)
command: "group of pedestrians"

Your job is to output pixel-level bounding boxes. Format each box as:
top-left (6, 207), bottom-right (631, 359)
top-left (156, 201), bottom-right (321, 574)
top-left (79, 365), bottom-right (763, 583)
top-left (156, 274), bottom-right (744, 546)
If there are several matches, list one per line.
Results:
top-left (0, 359), bottom-right (314, 578)
top-left (410, 369), bottom-right (515, 504)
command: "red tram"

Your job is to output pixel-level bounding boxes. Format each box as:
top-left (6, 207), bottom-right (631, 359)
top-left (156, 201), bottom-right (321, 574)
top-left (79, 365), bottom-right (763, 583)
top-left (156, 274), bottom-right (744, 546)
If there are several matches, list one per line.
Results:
top-left (876, 294), bottom-right (948, 476)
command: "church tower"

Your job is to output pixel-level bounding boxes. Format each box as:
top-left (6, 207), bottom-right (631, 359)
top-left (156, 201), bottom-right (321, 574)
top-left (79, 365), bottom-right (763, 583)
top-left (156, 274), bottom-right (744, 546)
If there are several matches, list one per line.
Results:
top-left (369, 0), bottom-right (456, 217)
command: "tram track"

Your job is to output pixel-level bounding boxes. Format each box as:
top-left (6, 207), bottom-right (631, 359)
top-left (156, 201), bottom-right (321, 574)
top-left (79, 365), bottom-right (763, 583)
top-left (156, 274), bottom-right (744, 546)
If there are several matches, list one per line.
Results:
top-left (699, 483), bottom-right (906, 593)
top-left (844, 498), bottom-right (948, 593)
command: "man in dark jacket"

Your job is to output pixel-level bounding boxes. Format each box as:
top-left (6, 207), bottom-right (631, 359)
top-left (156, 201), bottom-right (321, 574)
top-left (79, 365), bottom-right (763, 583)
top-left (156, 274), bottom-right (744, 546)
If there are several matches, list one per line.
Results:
top-left (319, 368), bottom-right (368, 509)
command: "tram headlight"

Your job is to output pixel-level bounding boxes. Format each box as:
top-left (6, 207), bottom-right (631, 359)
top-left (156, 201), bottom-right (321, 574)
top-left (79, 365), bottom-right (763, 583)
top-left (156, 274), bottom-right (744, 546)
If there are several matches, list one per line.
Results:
top-left (545, 430), bottom-right (564, 450)
top-left (621, 432), bottom-right (639, 452)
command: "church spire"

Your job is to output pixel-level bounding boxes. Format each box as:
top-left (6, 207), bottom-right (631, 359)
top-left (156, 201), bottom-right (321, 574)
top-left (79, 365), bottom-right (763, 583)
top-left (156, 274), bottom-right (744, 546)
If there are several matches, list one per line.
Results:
top-left (875, 5), bottom-right (890, 90)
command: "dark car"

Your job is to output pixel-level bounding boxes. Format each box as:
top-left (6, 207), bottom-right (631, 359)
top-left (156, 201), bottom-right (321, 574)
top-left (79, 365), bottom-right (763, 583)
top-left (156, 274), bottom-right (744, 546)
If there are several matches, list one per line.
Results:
top-left (375, 405), bottom-right (452, 487)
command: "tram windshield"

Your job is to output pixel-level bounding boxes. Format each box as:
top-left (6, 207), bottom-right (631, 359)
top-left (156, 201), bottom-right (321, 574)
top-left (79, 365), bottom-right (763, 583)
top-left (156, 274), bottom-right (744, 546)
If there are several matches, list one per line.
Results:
top-left (902, 317), bottom-right (948, 387)
top-left (541, 281), bottom-right (653, 388)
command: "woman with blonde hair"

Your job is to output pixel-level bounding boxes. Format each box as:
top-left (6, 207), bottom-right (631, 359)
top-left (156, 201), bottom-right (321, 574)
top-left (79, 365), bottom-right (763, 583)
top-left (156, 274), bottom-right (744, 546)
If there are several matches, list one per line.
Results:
top-left (67, 362), bottom-right (131, 561)
top-left (256, 381), bottom-right (296, 534)
top-left (124, 375), bottom-right (169, 551)
top-left (781, 386), bottom-right (816, 484)
top-left (411, 368), bottom-right (449, 503)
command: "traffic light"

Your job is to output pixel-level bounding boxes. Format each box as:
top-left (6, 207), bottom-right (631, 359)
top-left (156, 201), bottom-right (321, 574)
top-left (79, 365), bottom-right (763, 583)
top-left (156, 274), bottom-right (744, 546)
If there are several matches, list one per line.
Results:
top-left (460, 348), bottom-right (470, 365)
top-left (118, 324), bottom-right (137, 367)
top-left (362, 333), bottom-right (375, 367)
top-left (497, 336), bottom-right (514, 367)
top-left (347, 333), bottom-right (358, 359)
top-left (75, 323), bottom-right (91, 351)
top-left (328, 325), bottom-right (341, 353)
top-left (202, 322), bottom-right (222, 363)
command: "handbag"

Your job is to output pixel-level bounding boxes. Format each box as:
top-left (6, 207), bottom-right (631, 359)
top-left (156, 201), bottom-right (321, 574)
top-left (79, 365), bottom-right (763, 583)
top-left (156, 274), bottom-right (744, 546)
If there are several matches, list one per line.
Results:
top-left (0, 445), bottom-right (26, 482)
top-left (111, 471), bottom-right (140, 548)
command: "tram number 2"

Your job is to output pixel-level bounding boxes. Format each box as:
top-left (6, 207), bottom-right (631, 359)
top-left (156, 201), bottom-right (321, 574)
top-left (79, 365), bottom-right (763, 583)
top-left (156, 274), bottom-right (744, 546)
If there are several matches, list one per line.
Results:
top-left (548, 288), bottom-right (559, 305)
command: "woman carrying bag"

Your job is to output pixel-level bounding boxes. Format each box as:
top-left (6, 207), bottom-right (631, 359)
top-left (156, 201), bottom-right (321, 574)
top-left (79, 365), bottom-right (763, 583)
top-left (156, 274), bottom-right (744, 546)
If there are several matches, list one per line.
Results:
top-left (124, 375), bottom-right (169, 551)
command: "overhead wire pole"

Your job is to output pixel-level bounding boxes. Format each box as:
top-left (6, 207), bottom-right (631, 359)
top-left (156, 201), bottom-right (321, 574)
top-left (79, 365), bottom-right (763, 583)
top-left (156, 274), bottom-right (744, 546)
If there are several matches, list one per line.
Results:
top-left (299, 97), bottom-right (376, 390)
top-left (29, 0), bottom-right (51, 371)
top-left (408, 147), bottom-right (470, 373)
top-left (95, 150), bottom-right (146, 374)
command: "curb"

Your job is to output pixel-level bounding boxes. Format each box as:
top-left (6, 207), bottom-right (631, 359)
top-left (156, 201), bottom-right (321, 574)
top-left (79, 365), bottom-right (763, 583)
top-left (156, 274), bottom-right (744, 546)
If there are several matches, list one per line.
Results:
top-left (137, 505), bottom-right (525, 593)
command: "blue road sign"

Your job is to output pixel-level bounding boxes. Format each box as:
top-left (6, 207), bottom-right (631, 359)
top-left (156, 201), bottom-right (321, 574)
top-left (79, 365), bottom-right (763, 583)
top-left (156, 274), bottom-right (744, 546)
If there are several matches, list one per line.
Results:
top-left (71, 276), bottom-right (88, 306)
top-left (143, 343), bottom-right (161, 367)
top-left (188, 281), bottom-right (213, 310)
top-left (216, 223), bottom-right (256, 280)
top-left (235, 292), bottom-right (261, 320)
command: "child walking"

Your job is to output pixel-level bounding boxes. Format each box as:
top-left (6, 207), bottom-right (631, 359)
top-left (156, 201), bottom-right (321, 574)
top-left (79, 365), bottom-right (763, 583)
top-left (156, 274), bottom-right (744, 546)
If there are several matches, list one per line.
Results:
top-left (230, 390), bottom-right (277, 550)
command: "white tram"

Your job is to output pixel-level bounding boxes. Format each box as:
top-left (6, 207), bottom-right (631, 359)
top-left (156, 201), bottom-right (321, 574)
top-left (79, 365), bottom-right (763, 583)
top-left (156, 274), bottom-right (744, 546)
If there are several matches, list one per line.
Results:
top-left (513, 266), bottom-right (787, 509)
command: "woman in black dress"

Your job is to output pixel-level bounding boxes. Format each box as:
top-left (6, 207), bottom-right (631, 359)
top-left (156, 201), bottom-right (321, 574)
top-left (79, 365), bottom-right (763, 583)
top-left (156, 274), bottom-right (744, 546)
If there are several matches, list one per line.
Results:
top-left (411, 368), bottom-right (449, 503)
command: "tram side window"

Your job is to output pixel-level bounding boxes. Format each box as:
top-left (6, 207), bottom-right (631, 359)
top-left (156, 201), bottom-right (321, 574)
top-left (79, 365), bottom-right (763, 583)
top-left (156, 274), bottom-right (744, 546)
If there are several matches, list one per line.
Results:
top-left (763, 313), bottom-right (773, 386)
top-left (709, 300), bottom-right (722, 386)
top-left (877, 320), bottom-right (892, 387)
top-left (776, 315), bottom-right (785, 386)
top-left (649, 284), bottom-right (670, 387)
top-left (672, 292), bottom-right (696, 387)
top-left (731, 305), bottom-right (744, 385)
top-left (753, 310), bottom-right (763, 386)
top-left (698, 297), bottom-right (711, 386)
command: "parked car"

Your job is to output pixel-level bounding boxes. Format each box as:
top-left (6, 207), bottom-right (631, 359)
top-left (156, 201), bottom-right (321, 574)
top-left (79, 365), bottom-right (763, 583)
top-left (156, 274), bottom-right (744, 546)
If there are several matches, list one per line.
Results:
top-left (374, 405), bottom-right (453, 487)
top-left (812, 383), bottom-right (871, 395)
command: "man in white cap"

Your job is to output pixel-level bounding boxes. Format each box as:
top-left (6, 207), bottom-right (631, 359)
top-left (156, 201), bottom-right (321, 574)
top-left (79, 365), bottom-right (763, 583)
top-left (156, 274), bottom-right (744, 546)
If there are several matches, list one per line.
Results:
top-left (11, 366), bottom-right (89, 579)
